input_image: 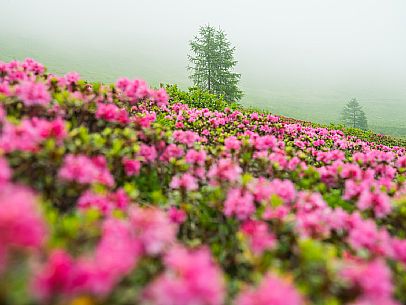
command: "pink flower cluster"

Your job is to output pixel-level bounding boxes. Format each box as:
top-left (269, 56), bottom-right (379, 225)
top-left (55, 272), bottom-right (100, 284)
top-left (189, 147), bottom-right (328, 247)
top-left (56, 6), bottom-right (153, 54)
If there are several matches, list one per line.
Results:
top-left (57, 71), bottom-right (80, 88)
top-left (0, 157), bottom-right (11, 185)
top-left (77, 188), bottom-right (130, 214)
top-left (0, 117), bottom-right (67, 152)
top-left (208, 158), bottom-right (242, 185)
top-left (33, 207), bottom-right (179, 300)
top-left (0, 183), bottom-right (47, 272)
top-left (0, 58), bottom-right (44, 83)
top-left (224, 188), bottom-right (255, 220)
top-left (236, 274), bottom-right (304, 305)
top-left (96, 102), bottom-right (129, 124)
top-left (173, 130), bottom-right (201, 147)
top-left (240, 220), bottom-right (276, 255)
top-left (170, 173), bottom-right (198, 191)
top-left (129, 206), bottom-right (177, 255)
top-left (144, 246), bottom-right (225, 305)
top-left (34, 218), bottom-right (141, 299)
top-left (15, 80), bottom-right (51, 107)
top-left (58, 154), bottom-right (114, 186)
top-left (342, 259), bottom-right (400, 305)
top-left (115, 78), bottom-right (169, 106)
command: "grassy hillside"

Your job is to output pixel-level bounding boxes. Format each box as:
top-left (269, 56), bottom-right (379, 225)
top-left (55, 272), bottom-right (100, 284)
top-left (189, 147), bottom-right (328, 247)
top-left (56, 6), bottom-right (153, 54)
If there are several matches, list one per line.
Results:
top-left (1, 32), bottom-right (405, 138)
top-left (241, 88), bottom-right (406, 138)
top-left (165, 85), bottom-right (406, 147)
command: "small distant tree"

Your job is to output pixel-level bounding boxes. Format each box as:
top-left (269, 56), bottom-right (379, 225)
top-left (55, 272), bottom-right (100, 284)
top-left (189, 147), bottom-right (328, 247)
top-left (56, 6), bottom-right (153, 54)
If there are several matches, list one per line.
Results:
top-left (188, 25), bottom-right (243, 103)
top-left (341, 98), bottom-right (368, 130)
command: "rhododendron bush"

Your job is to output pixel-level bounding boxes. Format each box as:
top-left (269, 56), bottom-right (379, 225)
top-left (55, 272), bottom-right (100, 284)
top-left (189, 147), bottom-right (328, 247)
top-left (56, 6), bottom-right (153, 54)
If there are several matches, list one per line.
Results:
top-left (0, 58), bottom-right (405, 305)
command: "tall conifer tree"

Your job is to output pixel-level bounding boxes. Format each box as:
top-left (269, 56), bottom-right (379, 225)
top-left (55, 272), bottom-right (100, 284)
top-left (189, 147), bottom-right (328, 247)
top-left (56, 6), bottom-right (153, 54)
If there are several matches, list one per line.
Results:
top-left (188, 25), bottom-right (243, 102)
top-left (341, 98), bottom-right (368, 130)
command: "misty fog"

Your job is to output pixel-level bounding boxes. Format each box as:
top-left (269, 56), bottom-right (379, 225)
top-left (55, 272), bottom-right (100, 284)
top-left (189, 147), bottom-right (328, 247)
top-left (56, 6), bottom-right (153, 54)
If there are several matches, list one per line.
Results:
top-left (1, 0), bottom-right (405, 135)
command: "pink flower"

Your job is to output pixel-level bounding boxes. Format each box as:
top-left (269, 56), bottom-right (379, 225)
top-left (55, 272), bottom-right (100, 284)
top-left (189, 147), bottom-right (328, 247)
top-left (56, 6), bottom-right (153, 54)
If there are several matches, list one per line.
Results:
top-left (0, 118), bottom-right (67, 152)
top-left (294, 140), bottom-right (306, 150)
top-left (0, 157), bottom-right (11, 186)
top-left (173, 130), bottom-right (200, 147)
top-left (263, 206), bottom-right (290, 220)
top-left (35, 117), bottom-right (67, 142)
top-left (168, 207), bottom-right (187, 224)
top-left (318, 162), bottom-right (341, 187)
top-left (296, 209), bottom-right (332, 238)
top-left (175, 121), bottom-right (184, 128)
top-left (96, 103), bottom-right (119, 122)
top-left (96, 103), bottom-right (129, 124)
top-left (143, 246), bottom-right (225, 305)
top-left (58, 154), bottom-right (114, 187)
top-left (343, 179), bottom-right (370, 200)
top-left (152, 88), bottom-right (169, 107)
top-left (396, 155), bottom-right (406, 169)
top-left (341, 163), bottom-right (362, 180)
top-left (16, 81), bottom-right (51, 107)
top-left (77, 188), bottom-right (129, 214)
top-left (160, 144), bottom-right (184, 161)
top-left (328, 207), bottom-right (350, 231)
top-left (0, 83), bottom-right (10, 96)
top-left (295, 191), bottom-right (327, 213)
top-left (122, 158), bottom-right (141, 176)
top-left (170, 173), bottom-right (198, 191)
top-left (347, 215), bottom-right (392, 256)
top-left (224, 188), bottom-right (255, 220)
top-left (77, 190), bottom-right (110, 212)
top-left (392, 238), bottom-right (406, 267)
top-left (293, 192), bottom-right (334, 238)
top-left (133, 111), bottom-right (156, 128)
top-left (267, 114), bottom-right (279, 123)
top-left (129, 206), bottom-right (177, 255)
top-left (78, 218), bottom-right (141, 295)
top-left (22, 58), bottom-right (45, 74)
top-left (64, 72), bottom-right (80, 84)
top-left (117, 78), bottom-right (153, 103)
top-left (313, 139), bottom-right (325, 147)
top-left (0, 184), bottom-right (47, 265)
top-left (251, 135), bottom-right (278, 151)
top-left (115, 77), bottom-right (131, 91)
top-left (185, 149), bottom-right (207, 166)
top-left (342, 259), bottom-right (395, 300)
top-left (208, 159), bottom-right (242, 185)
top-left (0, 120), bottom-right (42, 152)
top-left (250, 177), bottom-right (296, 204)
top-left (316, 150), bottom-right (345, 164)
top-left (236, 274), bottom-right (304, 305)
top-left (139, 144), bottom-right (158, 162)
top-left (357, 190), bottom-right (392, 218)
top-left (240, 220), bottom-right (276, 255)
top-left (250, 112), bottom-right (259, 120)
top-left (32, 250), bottom-right (78, 300)
top-left (224, 136), bottom-right (241, 151)
top-left (33, 219), bottom-right (141, 299)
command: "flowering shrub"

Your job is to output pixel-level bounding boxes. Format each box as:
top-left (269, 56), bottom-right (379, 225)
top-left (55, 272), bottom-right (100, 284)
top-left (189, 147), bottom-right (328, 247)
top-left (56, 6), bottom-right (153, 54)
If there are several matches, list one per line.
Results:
top-left (0, 58), bottom-right (405, 305)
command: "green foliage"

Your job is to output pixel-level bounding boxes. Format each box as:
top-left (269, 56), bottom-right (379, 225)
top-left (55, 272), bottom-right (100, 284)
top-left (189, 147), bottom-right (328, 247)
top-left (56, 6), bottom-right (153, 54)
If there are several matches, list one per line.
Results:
top-left (330, 124), bottom-right (406, 148)
top-left (165, 84), bottom-right (240, 111)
